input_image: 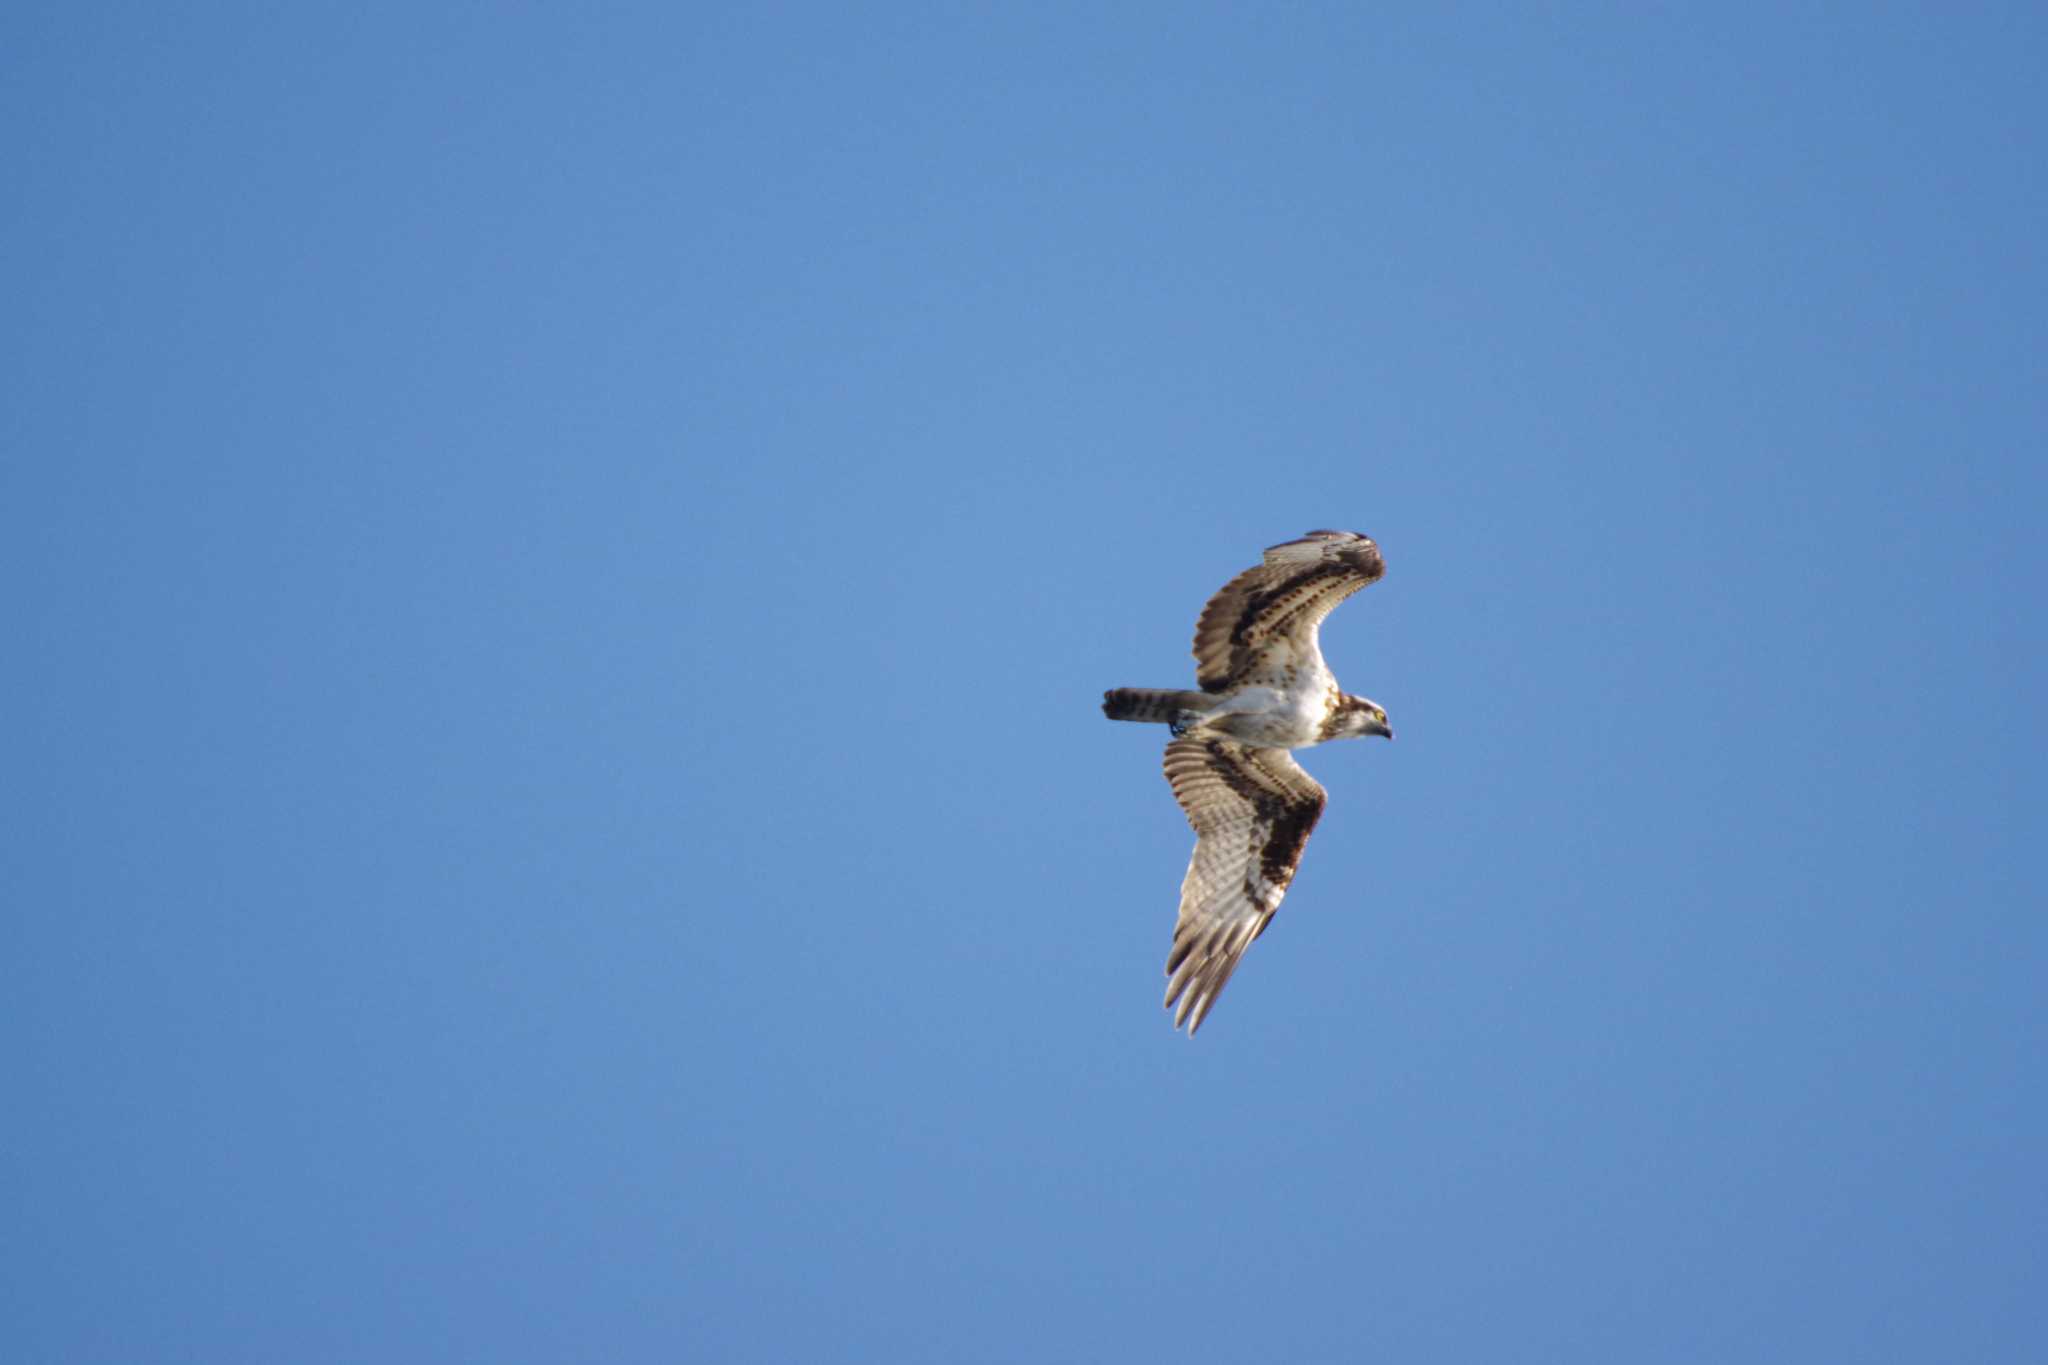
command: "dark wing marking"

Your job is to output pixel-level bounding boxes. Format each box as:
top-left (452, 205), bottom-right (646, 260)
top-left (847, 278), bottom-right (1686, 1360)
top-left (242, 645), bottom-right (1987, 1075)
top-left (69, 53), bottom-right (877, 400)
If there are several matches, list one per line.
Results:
top-left (1190, 530), bottom-right (1385, 692)
top-left (1160, 735), bottom-right (1328, 1034)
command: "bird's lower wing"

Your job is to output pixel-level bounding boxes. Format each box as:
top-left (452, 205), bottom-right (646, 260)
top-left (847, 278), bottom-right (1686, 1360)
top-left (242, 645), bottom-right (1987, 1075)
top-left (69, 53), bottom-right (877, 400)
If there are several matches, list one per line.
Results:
top-left (1160, 737), bottom-right (1327, 1034)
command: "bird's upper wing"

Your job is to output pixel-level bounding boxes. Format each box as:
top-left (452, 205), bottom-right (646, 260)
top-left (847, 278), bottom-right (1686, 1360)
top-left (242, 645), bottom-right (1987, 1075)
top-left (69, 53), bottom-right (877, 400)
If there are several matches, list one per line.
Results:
top-left (1190, 530), bottom-right (1385, 692)
top-left (1160, 735), bottom-right (1328, 1034)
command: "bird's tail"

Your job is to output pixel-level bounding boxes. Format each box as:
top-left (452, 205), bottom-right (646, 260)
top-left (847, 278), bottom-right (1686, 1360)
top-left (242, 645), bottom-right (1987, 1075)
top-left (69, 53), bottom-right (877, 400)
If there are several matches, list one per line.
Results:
top-left (1101, 688), bottom-right (1213, 725)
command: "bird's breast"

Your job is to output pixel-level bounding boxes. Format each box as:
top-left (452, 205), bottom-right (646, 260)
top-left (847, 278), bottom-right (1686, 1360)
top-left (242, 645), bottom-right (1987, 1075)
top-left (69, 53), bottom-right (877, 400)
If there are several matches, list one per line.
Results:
top-left (1203, 682), bottom-right (1331, 748)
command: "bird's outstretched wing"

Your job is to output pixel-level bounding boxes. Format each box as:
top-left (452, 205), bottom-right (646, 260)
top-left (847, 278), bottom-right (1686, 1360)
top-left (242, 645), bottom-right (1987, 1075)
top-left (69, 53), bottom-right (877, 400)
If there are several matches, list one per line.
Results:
top-left (1160, 735), bottom-right (1328, 1034)
top-left (1190, 530), bottom-right (1385, 692)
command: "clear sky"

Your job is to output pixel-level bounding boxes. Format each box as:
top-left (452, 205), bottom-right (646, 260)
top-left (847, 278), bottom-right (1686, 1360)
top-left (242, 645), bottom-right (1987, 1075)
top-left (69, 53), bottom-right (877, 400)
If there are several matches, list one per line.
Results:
top-left (7, 4), bottom-right (2044, 1361)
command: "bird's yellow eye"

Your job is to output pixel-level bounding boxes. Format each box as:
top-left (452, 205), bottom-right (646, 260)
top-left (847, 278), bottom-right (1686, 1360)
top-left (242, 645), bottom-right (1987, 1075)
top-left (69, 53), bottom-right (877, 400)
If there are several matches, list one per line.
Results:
top-left (1376, 708), bottom-right (1387, 723)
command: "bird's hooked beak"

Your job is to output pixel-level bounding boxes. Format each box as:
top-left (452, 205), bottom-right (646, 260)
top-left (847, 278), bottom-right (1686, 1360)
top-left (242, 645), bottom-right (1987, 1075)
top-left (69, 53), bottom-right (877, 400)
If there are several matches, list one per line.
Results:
top-left (1367, 719), bottom-right (1395, 741)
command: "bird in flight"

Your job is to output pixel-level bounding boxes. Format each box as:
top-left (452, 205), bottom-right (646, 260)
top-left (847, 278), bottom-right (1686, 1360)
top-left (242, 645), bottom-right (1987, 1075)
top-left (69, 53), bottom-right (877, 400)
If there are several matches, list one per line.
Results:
top-left (1102, 530), bottom-right (1393, 1035)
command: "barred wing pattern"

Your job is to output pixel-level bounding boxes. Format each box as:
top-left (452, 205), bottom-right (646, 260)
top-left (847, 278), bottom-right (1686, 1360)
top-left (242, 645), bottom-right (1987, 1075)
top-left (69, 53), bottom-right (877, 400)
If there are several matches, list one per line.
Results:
top-left (1161, 736), bottom-right (1328, 1034)
top-left (1191, 530), bottom-right (1385, 692)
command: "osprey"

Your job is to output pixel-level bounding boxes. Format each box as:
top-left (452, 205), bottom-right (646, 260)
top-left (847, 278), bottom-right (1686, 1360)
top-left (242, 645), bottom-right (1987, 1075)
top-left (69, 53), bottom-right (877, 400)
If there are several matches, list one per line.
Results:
top-left (1102, 530), bottom-right (1393, 1035)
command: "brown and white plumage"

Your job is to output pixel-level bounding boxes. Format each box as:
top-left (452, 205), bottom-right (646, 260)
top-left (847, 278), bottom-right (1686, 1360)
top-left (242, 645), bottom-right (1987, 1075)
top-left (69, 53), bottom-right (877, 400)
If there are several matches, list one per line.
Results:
top-left (1103, 531), bottom-right (1394, 1035)
top-left (1190, 529), bottom-right (1386, 693)
top-left (1160, 737), bottom-right (1327, 1033)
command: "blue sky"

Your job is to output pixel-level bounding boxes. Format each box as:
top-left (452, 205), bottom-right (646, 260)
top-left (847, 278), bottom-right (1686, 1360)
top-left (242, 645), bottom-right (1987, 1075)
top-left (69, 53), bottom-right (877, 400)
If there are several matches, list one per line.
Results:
top-left (7, 3), bottom-right (2044, 1361)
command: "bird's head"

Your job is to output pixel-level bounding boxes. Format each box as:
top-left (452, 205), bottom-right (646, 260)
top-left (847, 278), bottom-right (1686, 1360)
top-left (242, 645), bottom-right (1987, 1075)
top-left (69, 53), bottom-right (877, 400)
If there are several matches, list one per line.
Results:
top-left (1331, 695), bottom-right (1393, 742)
